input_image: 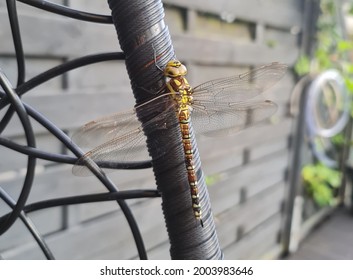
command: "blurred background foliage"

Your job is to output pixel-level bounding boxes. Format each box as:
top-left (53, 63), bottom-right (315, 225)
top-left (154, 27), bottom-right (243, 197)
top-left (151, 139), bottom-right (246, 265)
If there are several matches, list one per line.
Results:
top-left (297, 0), bottom-right (353, 207)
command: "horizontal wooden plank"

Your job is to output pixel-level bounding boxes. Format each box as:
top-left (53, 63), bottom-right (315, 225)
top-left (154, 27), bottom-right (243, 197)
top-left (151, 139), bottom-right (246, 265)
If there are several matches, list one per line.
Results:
top-left (208, 153), bottom-right (286, 215)
top-left (163, 0), bottom-right (302, 29)
top-left (89, 199), bottom-right (168, 259)
top-left (66, 1), bottom-right (111, 14)
top-left (0, 11), bottom-right (298, 66)
top-left (0, 133), bottom-right (65, 172)
top-left (249, 138), bottom-right (288, 162)
top-left (0, 10), bottom-right (120, 56)
top-left (0, 164), bottom-right (155, 215)
top-left (215, 181), bottom-right (285, 249)
top-left (174, 34), bottom-right (299, 66)
top-left (1, 198), bottom-right (168, 259)
top-left (189, 12), bottom-right (253, 42)
top-left (0, 57), bottom-right (63, 92)
top-left (223, 213), bottom-right (282, 259)
top-left (0, 207), bottom-right (63, 252)
top-left (2, 90), bottom-right (135, 137)
top-left (198, 118), bottom-right (292, 174)
top-left (0, 0), bottom-right (65, 9)
top-left (140, 241), bottom-right (171, 260)
top-left (68, 60), bottom-right (130, 91)
top-left (164, 6), bottom-right (186, 35)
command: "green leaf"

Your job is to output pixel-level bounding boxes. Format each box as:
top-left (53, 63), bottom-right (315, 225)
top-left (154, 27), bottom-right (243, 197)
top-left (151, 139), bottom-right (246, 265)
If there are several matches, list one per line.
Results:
top-left (337, 40), bottom-right (353, 52)
top-left (294, 55), bottom-right (310, 76)
top-left (301, 163), bottom-right (341, 207)
top-left (331, 133), bottom-right (345, 146)
top-left (312, 183), bottom-right (333, 207)
top-left (344, 77), bottom-right (353, 94)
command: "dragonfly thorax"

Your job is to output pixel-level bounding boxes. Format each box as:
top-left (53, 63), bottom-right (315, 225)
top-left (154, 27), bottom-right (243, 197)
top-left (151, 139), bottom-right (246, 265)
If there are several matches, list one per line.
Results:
top-left (165, 60), bottom-right (193, 111)
top-left (180, 91), bottom-right (193, 105)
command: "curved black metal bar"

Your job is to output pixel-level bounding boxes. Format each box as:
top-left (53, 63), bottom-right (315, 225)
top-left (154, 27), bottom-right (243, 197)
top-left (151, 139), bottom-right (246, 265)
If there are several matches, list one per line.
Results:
top-left (0, 189), bottom-right (160, 223)
top-left (18, 0), bottom-right (113, 24)
top-left (0, 85), bottom-right (149, 261)
top-left (0, 0), bottom-right (26, 134)
top-left (27, 101), bottom-right (152, 170)
top-left (0, 52), bottom-right (125, 109)
top-left (7, 0), bottom-right (25, 86)
top-left (0, 188), bottom-right (55, 260)
top-left (0, 137), bottom-right (152, 169)
top-left (0, 71), bottom-right (36, 236)
top-left (22, 103), bottom-right (149, 259)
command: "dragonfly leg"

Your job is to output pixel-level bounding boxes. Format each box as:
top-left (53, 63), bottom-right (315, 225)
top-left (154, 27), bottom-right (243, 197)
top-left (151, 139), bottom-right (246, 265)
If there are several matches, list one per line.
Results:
top-left (152, 43), bottom-right (165, 72)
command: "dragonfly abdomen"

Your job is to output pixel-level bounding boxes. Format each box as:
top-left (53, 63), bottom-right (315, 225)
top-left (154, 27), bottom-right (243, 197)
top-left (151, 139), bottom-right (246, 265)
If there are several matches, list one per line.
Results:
top-left (179, 108), bottom-right (203, 226)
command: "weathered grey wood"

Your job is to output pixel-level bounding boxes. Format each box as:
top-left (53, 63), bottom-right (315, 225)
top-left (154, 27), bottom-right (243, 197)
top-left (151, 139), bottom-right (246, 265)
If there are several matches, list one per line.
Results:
top-left (139, 241), bottom-right (171, 260)
top-left (0, 0), bottom-right (64, 9)
top-left (223, 214), bottom-right (282, 259)
top-left (249, 138), bottom-right (288, 162)
top-left (1, 198), bottom-right (167, 260)
top-left (68, 60), bottom-right (130, 92)
top-left (185, 11), bottom-right (253, 42)
top-left (0, 12), bottom-right (298, 65)
top-left (0, 11), bottom-right (120, 56)
top-left (198, 119), bottom-right (292, 175)
top-left (216, 182), bottom-right (285, 249)
top-left (209, 158), bottom-right (286, 216)
top-left (0, 208), bottom-right (63, 252)
top-left (3, 90), bottom-right (135, 137)
top-left (163, 0), bottom-right (302, 29)
top-left (0, 57), bottom-right (63, 92)
top-left (174, 34), bottom-right (299, 66)
top-left (0, 164), bottom-right (155, 212)
top-left (0, 133), bottom-right (65, 172)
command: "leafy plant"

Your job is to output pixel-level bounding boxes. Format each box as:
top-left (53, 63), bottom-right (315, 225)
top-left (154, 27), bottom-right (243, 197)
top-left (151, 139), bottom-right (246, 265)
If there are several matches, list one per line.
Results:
top-left (302, 163), bottom-right (341, 206)
top-left (296, 0), bottom-right (352, 207)
top-left (294, 0), bottom-right (353, 99)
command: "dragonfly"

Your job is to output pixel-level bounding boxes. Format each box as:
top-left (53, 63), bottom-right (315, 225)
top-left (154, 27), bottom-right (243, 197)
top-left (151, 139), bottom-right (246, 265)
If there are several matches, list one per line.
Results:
top-left (72, 60), bottom-right (287, 226)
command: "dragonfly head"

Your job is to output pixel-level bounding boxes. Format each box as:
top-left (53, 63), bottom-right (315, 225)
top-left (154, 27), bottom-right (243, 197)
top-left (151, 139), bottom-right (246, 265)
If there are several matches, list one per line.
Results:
top-left (164, 60), bottom-right (187, 78)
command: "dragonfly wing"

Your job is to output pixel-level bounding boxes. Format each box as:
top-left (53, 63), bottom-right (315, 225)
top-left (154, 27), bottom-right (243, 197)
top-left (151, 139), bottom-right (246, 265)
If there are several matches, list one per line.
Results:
top-left (72, 110), bottom-right (141, 150)
top-left (72, 93), bottom-right (179, 176)
top-left (191, 62), bottom-right (286, 136)
top-left (72, 127), bottom-right (150, 176)
top-left (72, 93), bottom-right (175, 150)
top-left (192, 62), bottom-right (287, 103)
top-left (191, 98), bottom-right (277, 136)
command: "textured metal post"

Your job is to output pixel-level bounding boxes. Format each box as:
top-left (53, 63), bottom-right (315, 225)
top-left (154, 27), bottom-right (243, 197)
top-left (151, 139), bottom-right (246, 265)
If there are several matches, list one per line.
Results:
top-left (107, 0), bottom-right (222, 259)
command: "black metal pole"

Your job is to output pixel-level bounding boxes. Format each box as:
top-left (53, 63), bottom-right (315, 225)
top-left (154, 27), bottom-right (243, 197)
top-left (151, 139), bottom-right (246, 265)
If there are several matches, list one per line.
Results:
top-left (107, 0), bottom-right (222, 259)
top-left (282, 0), bottom-right (321, 254)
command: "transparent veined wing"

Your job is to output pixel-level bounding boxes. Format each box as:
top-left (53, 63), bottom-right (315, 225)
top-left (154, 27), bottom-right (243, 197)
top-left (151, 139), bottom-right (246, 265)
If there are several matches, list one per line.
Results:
top-left (72, 110), bottom-right (141, 150)
top-left (72, 93), bottom-right (178, 176)
top-left (191, 62), bottom-right (287, 136)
